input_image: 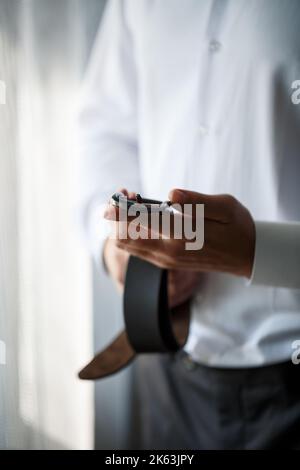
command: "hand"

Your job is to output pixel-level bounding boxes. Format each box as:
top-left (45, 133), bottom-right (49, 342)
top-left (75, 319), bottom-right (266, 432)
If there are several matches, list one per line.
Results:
top-left (103, 237), bottom-right (130, 293)
top-left (104, 188), bottom-right (256, 278)
top-left (103, 237), bottom-right (200, 307)
top-left (103, 189), bottom-right (201, 306)
top-left (168, 269), bottom-right (200, 308)
top-left (103, 187), bottom-right (134, 292)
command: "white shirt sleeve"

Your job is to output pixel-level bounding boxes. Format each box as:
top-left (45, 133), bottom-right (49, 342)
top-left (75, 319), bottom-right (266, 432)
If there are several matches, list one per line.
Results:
top-left (76, 0), bottom-right (141, 264)
top-left (250, 220), bottom-right (300, 289)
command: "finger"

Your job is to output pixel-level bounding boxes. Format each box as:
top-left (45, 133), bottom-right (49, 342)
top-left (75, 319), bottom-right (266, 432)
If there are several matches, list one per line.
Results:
top-left (128, 191), bottom-right (136, 199)
top-left (114, 280), bottom-right (124, 294)
top-left (104, 203), bottom-right (153, 226)
top-left (104, 204), bottom-right (120, 221)
top-left (104, 189), bottom-right (137, 221)
top-left (169, 288), bottom-right (193, 308)
top-left (168, 269), bottom-right (200, 287)
top-left (117, 237), bottom-right (164, 252)
top-left (116, 241), bottom-right (176, 269)
top-left (105, 212), bottom-right (169, 240)
top-left (117, 188), bottom-right (129, 196)
top-left (168, 271), bottom-right (199, 308)
top-left (168, 271), bottom-right (199, 296)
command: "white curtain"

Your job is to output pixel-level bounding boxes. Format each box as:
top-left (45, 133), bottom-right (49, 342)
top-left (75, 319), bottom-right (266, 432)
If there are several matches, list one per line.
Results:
top-left (0, 0), bottom-right (105, 449)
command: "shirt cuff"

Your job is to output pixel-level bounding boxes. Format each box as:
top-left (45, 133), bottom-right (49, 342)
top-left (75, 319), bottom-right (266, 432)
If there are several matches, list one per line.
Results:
top-left (249, 220), bottom-right (300, 289)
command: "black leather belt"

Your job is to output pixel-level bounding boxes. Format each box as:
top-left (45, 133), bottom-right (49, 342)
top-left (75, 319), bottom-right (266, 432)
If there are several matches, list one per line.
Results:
top-left (79, 256), bottom-right (190, 380)
top-left (124, 256), bottom-right (184, 353)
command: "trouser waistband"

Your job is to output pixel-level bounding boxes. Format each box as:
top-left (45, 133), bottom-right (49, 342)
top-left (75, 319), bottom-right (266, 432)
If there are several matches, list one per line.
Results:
top-left (177, 350), bottom-right (299, 386)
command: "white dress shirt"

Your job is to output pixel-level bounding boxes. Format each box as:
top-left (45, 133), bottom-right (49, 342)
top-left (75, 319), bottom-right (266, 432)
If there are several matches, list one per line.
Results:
top-left (77, 0), bottom-right (300, 367)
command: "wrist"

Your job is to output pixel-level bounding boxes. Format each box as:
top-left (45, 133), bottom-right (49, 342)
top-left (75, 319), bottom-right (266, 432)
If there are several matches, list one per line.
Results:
top-left (239, 220), bottom-right (256, 279)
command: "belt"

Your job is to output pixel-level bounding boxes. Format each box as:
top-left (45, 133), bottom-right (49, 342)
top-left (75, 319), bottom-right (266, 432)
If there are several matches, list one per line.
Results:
top-left (78, 256), bottom-right (190, 380)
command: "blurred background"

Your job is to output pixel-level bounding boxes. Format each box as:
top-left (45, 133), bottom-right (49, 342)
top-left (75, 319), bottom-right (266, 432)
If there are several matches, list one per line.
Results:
top-left (0, 0), bottom-right (133, 449)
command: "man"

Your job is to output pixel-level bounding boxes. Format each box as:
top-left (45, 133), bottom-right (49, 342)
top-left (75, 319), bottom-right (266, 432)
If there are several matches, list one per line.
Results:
top-left (78, 0), bottom-right (300, 449)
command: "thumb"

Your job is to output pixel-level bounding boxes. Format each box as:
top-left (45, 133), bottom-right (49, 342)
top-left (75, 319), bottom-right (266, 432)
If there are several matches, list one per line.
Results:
top-left (169, 188), bottom-right (201, 205)
top-left (168, 188), bottom-right (234, 222)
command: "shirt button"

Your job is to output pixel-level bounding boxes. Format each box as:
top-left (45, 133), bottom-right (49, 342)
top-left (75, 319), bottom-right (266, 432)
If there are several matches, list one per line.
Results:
top-left (197, 124), bottom-right (209, 136)
top-left (209, 39), bottom-right (221, 52)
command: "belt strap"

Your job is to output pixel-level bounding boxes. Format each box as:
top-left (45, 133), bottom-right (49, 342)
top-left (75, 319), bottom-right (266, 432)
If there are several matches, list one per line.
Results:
top-left (79, 257), bottom-right (190, 380)
top-left (124, 256), bottom-right (182, 353)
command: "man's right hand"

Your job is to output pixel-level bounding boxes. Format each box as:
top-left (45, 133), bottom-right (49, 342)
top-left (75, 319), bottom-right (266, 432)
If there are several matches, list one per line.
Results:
top-left (103, 237), bottom-right (130, 293)
top-left (103, 236), bottom-right (200, 307)
top-left (103, 187), bottom-right (133, 292)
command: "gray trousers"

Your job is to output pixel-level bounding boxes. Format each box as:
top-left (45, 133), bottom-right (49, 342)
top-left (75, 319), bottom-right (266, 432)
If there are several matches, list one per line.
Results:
top-left (133, 351), bottom-right (300, 450)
